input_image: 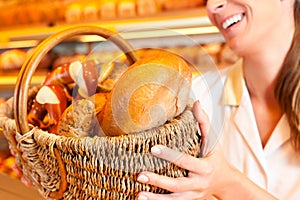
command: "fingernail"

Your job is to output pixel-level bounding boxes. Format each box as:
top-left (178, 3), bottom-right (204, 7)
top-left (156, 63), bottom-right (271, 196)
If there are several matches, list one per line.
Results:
top-left (137, 174), bottom-right (149, 183)
top-left (137, 194), bottom-right (148, 200)
top-left (151, 146), bottom-right (162, 155)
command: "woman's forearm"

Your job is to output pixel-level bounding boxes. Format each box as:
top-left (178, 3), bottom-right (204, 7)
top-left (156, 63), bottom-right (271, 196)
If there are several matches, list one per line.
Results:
top-left (215, 166), bottom-right (278, 200)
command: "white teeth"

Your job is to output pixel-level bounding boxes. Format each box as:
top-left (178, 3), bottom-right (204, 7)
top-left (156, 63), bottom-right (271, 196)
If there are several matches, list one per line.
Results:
top-left (222, 14), bottom-right (243, 30)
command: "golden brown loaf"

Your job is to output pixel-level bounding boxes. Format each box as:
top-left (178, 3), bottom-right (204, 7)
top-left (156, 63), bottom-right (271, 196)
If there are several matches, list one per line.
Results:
top-left (99, 49), bottom-right (192, 136)
top-left (0, 49), bottom-right (27, 70)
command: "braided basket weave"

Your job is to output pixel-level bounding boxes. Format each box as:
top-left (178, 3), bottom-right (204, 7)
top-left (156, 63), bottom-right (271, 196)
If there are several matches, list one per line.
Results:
top-left (0, 26), bottom-right (201, 199)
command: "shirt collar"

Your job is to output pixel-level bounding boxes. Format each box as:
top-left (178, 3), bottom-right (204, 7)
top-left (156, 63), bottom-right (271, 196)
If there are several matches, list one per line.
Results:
top-left (223, 59), bottom-right (244, 106)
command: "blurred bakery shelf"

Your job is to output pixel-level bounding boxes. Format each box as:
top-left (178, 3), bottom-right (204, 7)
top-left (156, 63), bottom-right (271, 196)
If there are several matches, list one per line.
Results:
top-left (0, 70), bottom-right (46, 88)
top-left (0, 69), bottom-right (48, 98)
top-left (0, 7), bottom-right (225, 98)
top-left (0, 7), bottom-right (222, 50)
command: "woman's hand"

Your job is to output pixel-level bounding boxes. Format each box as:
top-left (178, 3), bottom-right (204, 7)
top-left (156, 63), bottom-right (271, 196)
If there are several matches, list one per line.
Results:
top-left (10, 149), bottom-right (32, 187)
top-left (136, 101), bottom-right (279, 200)
top-left (136, 101), bottom-right (235, 200)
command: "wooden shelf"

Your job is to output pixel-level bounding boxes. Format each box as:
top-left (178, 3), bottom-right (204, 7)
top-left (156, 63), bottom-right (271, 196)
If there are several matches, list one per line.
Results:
top-left (0, 69), bottom-right (48, 91)
top-left (0, 7), bottom-right (222, 98)
top-left (0, 7), bottom-right (220, 49)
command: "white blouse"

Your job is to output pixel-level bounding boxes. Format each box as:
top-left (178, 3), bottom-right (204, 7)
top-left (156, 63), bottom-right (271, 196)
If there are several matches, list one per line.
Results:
top-left (191, 60), bottom-right (300, 200)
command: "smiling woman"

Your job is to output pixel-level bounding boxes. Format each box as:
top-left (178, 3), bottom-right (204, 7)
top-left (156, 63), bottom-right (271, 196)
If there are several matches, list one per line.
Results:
top-left (275, 0), bottom-right (300, 151)
top-left (137, 0), bottom-right (300, 199)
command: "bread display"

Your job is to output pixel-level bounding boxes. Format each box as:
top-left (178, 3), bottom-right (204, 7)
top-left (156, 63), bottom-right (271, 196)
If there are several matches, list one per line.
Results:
top-left (0, 48), bottom-right (56, 71)
top-left (25, 48), bottom-right (192, 138)
top-left (0, 0), bottom-right (205, 27)
top-left (14, 42), bottom-right (237, 138)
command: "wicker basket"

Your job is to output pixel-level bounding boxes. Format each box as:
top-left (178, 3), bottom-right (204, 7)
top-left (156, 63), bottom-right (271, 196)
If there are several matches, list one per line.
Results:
top-left (0, 26), bottom-right (201, 200)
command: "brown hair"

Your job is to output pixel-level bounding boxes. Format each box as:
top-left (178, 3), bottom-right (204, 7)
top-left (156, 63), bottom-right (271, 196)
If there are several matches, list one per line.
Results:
top-left (275, 0), bottom-right (300, 151)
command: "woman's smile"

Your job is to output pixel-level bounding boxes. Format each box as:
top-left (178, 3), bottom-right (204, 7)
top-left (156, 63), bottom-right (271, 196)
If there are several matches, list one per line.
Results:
top-left (221, 13), bottom-right (244, 30)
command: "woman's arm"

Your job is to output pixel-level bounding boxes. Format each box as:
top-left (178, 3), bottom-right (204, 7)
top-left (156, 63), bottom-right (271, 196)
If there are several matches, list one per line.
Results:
top-left (217, 166), bottom-right (279, 200)
top-left (136, 101), bottom-right (278, 200)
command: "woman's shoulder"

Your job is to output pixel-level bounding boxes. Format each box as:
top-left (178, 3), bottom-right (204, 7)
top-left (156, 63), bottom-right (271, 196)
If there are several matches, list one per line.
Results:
top-left (191, 67), bottom-right (230, 99)
top-left (192, 67), bottom-right (230, 86)
top-left (191, 59), bottom-right (243, 99)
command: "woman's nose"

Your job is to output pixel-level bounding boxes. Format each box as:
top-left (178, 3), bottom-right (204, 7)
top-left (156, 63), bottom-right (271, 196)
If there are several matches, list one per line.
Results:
top-left (206, 0), bottom-right (226, 13)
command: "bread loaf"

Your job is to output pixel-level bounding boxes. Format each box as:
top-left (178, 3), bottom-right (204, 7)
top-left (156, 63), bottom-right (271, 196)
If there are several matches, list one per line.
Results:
top-left (100, 0), bottom-right (117, 19)
top-left (0, 49), bottom-right (27, 70)
top-left (117, 0), bottom-right (136, 18)
top-left (58, 93), bottom-right (107, 137)
top-left (136, 0), bottom-right (158, 16)
top-left (161, 0), bottom-right (204, 11)
top-left (99, 49), bottom-right (192, 136)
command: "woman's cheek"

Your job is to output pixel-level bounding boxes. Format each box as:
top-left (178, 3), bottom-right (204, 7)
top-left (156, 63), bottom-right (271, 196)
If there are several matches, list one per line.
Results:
top-left (206, 13), bottom-right (218, 28)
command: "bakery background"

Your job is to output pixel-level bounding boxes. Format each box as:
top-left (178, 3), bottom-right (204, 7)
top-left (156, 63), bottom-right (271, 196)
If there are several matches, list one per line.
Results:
top-left (0, 0), bottom-right (239, 187)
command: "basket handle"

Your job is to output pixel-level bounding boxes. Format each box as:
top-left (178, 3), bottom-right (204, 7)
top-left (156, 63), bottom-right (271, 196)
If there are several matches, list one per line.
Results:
top-left (14, 25), bottom-right (138, 135)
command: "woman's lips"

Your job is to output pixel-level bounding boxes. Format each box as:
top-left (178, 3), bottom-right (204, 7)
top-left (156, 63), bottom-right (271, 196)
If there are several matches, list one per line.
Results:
top-left (221, 13), bottom-right (244, 30)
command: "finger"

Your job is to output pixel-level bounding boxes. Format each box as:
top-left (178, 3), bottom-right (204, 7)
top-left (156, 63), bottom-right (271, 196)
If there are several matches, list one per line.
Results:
top-left (137, 172), bottom-right (192, 193)
top-left (21, 176), bottom-right (32, 187)
top-left (12, 163), bottom-right (23, 177)
top-left (192, 101), bottom-right (210, 137)
top-left (10, 148), bottom-right (15, 156)
top-left (137, 191), bottom-right (173, 200)
top-left (150, 145), bottom-right (212, 175)
top-left (137, 191), bottom-right (208, 200)
top-left (137, 171), bottom-right (210, 194)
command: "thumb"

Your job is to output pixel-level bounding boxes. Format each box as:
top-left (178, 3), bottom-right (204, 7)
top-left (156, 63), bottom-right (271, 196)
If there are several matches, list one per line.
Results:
top-left (192, 100), bottom-right (210, 138)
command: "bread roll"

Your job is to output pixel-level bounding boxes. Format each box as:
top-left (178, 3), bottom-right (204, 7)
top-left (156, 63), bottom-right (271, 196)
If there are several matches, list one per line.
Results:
top-left (99, 49), bottom-right (192, 136)
top-left (136, 0), bottom-right (158, 16)
top-left (162, 0), bottom-right (204, 11)
top-left (100, 0), bottom-right (117, 19)
top-left (0, 5), bottom-right (17, 26)
top-left (16, 5), bottom-right (31, 25)
top-left (41, 2), bottom-right (58, 24)
top-left (0, 49), bottom-right (27, 70)
top-left (117, 0), bottom-right (136, 18)
top-left (28, 4), bottom-right (43, 24)
top-left (52, 54), bottom-right (86, 68)
top-left (65, 3), bottom-right (82, 23)
top-left (83, 3), bottom-right (99, 21)
top-left (27, 48), bottom-right (55, 69)
top-left (57, 93), bottom-right (107, 137)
